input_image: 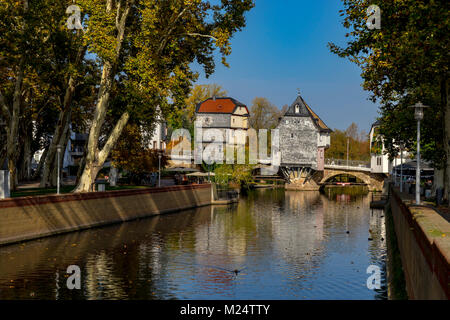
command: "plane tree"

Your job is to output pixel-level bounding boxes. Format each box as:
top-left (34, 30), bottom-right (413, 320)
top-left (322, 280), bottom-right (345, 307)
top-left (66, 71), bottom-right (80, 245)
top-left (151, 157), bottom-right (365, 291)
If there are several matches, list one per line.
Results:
top-left (329, 0), bottom-right (449, 194)
top-left (73, 0), bottom-right (255, 192)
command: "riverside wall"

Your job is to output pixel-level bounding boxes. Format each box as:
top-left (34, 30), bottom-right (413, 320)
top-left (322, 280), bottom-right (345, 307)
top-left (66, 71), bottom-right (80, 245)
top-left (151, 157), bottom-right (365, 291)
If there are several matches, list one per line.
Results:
top-left (390, 186), bottom-right (450, 299)
top-left (0, 184), bottom-right (212, 246)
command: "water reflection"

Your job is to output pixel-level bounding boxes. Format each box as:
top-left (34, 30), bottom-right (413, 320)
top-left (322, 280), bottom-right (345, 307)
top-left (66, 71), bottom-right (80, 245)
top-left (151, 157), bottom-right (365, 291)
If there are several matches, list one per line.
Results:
top-left (0, 187), bottom-right (386, 300)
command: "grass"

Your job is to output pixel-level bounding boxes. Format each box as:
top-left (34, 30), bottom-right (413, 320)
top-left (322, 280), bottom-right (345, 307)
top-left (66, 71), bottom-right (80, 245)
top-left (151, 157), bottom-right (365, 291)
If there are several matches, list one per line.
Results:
top-left (11, 184), bottom-right (148, 198)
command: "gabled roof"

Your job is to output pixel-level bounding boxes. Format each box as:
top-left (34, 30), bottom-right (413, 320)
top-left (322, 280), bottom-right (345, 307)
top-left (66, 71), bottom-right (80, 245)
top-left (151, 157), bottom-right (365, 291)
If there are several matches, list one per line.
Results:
top-left (371, 120), bottom-right (381, 129)
top-left (196, 97), bottom-right (249, 115)
top-left (283, 94), bottom-right (331, 133)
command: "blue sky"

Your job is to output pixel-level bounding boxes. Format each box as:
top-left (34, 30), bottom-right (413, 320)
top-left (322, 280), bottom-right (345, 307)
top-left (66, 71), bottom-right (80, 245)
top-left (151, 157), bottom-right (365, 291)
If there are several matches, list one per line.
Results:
top-left (193, 0), bottom-right (380, 133)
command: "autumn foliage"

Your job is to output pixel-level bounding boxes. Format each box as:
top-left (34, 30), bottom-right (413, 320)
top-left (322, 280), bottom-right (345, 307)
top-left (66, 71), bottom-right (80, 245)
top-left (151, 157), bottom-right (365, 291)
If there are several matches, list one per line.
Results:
top-left (112, 124), bottom-right (167, 178)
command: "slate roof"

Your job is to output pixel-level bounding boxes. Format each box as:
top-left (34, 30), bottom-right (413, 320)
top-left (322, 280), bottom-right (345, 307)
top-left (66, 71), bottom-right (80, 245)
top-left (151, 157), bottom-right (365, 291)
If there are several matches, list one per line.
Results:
top-left (283, 94), bottom-right (331, 133)
top-left (196, 97), bottom-right (249, 115)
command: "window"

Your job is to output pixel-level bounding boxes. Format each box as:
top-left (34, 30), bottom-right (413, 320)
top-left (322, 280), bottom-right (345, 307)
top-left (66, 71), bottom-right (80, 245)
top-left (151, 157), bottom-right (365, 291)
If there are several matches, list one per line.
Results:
top-left (286, 120), bottom-right (289, 124)
top-left (153, 141), bottom-right (157, 149)
top-left (295, 104), bottom-right (300, 113)
top-left (291, 133), bottom-right (294, 138)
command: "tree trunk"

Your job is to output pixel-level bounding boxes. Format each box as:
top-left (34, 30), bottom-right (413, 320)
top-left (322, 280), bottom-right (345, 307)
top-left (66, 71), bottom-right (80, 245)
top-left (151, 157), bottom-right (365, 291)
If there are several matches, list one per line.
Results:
top-left (74, 111), bottom-right (130, 192)
top-left (74, 2), bottom-right (132, 193)
top-left (40, 77), bottom-right (76, 187)
top-left (32, 146), bottom-right (48, 180)
top-left (6, 60), bottom-right (25, 191)
top-left (49, 116), bottom-right (71, 187)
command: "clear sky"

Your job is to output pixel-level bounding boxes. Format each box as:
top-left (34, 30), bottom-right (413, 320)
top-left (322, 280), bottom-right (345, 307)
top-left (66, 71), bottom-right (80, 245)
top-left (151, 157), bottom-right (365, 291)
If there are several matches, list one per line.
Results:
top-left (193, 0), bottom-right (380, 133)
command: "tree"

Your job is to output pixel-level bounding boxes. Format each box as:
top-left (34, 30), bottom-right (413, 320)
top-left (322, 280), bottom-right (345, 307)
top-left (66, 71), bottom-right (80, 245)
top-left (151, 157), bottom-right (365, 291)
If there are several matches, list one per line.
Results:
top-left (325, 123), bottom-right (370, 162)
top-left (111, 123), bottom-right (167, 183)
top-left (0, 1), bottom-right (98, 189)
top-left (185, 84), bottom-right (227, 124)
top-left (249, 97), bottom-right (282, 130)
top-left (0, 0), bottom-right (71, 189)
top-left (167, 83), bottom-right (228, 135)
top-left (329, 0), bottom-right (449, 194)
top-left (74, 0), bottom-right (254, 192)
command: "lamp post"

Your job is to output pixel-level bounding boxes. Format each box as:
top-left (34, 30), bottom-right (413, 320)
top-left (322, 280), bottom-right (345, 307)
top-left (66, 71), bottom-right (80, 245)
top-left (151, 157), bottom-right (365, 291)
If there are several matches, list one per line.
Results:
top-left (56, 145), bottom-right (62, 195)
top-left (346, 137), bottom-right (349, 168)
top-left (410, 102), bottom-right (429, 205)
top-left (158, 151), bottom-right (162, 187)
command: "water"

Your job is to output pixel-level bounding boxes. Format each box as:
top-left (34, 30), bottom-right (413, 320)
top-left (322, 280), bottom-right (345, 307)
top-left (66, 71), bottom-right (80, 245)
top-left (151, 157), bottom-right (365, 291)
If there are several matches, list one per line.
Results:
top-left (0, 187), bottom-right (387, 300)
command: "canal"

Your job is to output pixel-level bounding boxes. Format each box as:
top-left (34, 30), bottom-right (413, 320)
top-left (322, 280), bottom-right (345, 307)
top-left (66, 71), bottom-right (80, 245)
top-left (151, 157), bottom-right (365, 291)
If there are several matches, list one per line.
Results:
top-left (0, 187), bottom-right (387, 300)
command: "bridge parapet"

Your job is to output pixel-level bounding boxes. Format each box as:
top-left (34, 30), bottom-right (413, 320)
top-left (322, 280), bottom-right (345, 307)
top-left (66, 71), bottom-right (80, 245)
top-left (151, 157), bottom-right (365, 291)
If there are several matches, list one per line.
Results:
top-left (324, 158), bottom-right (370, 172)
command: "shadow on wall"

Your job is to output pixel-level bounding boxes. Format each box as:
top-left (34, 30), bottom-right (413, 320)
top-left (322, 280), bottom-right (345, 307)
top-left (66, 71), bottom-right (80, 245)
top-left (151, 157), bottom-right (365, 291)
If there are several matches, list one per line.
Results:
top-left (0, 184), bottom-right (212, 246)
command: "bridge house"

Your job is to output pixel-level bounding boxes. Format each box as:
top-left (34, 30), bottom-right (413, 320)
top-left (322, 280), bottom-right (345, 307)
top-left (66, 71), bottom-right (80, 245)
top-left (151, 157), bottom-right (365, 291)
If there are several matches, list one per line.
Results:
top-left (277, 94), bottom-right (331, 178)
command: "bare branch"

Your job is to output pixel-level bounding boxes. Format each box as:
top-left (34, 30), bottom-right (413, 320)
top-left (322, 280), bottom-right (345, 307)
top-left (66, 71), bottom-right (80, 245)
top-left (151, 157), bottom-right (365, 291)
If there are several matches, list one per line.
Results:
top-left (114, 0), bottom-right (133, 59)
top-left (185, 33), bottom-right (218, 41)
top-left (157, 7), bottom-right (188, 55)
top-left (116, 0), bottom-right (122, 30)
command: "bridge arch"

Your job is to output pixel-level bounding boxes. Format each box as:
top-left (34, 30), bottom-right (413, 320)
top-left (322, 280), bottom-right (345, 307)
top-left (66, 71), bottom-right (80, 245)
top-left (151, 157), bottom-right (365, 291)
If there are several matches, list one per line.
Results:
top-left (321, 171), bottom-right (371, 186)
top-left (315, 168), bottom-right (386, 191)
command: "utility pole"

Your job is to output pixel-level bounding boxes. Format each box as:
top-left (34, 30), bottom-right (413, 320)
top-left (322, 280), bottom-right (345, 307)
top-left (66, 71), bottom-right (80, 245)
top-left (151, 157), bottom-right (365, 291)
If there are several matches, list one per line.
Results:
top-left (158, 152), bottom-right (162, 187)
top-left (57, 145), bottom-right (62, 195)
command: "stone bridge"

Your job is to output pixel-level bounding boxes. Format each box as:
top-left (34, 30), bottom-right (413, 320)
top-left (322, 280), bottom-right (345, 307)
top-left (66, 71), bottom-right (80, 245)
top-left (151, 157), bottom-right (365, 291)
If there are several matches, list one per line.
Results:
top-left (285, 167), bottom-right (386, 192)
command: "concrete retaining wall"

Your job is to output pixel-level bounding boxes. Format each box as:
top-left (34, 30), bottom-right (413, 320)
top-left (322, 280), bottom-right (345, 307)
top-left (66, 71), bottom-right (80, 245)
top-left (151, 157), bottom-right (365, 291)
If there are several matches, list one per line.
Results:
top-left (390, 186), bottom-right (450, 299)
top-left (0, 184), bottom-right (212, 246)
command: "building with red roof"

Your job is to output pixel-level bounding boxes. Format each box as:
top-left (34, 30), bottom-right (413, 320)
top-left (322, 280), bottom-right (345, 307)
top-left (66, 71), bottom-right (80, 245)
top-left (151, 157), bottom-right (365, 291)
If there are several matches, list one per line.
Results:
top-left (195, 97), bottom-right (250, 149)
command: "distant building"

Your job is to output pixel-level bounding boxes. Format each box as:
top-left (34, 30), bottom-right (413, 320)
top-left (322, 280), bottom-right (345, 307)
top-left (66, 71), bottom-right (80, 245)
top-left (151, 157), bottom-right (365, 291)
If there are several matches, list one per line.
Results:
top-left (195, 96), bottom-right (250, 136)
top-left (277, 93), bottom-right (331, 171)
top-left (194, 97), bottom-right (250, 162)
top-left (369, 121), bottom-right (409, 174)
top-left (63, 132), bottom-right (88, 169)
top-left (146, 107), bottom-right (167, 151)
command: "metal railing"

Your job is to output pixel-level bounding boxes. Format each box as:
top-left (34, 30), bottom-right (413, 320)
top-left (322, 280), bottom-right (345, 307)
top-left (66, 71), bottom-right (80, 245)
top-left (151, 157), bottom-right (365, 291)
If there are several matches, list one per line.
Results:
top-left (325, 158), bottom-right (370, 168)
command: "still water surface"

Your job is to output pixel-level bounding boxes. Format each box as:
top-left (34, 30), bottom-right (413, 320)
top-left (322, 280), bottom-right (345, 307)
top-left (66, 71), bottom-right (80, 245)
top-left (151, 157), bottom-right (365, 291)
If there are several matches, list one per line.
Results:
top-left (0, 188), bottom-right (386, 300)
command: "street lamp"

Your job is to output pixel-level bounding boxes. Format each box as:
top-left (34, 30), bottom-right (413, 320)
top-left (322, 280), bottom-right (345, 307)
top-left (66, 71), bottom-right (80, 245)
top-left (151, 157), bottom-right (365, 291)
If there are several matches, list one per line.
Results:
top-left (56, 145), bottom-right (62, 195)
top-left (158, 151), bottom-right (162, 187)
top-left (410, 102), bottom-right (429, 205)
top-left (346, 137), bottom-right (349, 168)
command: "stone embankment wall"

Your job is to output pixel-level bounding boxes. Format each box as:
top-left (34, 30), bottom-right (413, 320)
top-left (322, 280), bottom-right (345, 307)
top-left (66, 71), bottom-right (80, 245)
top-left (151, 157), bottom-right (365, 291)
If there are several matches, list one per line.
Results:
top-left (390, 186), bottom-right (450, 299)
top-left (0, 184), bottom-right (211, 246)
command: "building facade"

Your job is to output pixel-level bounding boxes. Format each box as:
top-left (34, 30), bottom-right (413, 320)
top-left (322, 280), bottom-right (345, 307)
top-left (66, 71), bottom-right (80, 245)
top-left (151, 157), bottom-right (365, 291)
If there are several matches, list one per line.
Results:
top-left (369, 121), bottom-right (409, 174)
top-left (195, 97), bottom-right (249, 138)
top-left (146, 107), bottom-right (167, 151)
top-left (194, 97), bottom-right (250, 162)
top-left (277, 94), bottom-right (331, 171)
